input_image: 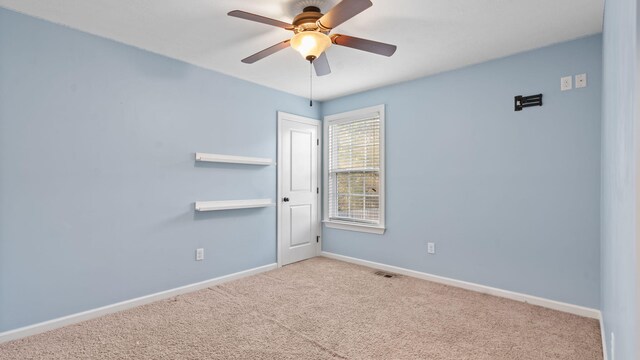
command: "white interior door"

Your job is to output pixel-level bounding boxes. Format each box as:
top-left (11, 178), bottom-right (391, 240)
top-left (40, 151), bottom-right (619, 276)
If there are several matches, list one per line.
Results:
top-left (278, 112), bottom-right (321, 266)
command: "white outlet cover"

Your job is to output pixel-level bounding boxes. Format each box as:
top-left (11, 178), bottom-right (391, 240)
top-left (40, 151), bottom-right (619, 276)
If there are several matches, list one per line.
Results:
top-left (575, 73), bottom-right (587, 88)
top-left (427, 242), bottom-right (435, 254)
top-left (196, 248), bottom-right (204, 261)
top-left (561, 76), bottom-right (573, 91)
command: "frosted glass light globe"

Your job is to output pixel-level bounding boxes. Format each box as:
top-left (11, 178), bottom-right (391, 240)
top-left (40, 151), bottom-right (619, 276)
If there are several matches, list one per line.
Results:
top-left (291, 31), bottom-right (331, 61)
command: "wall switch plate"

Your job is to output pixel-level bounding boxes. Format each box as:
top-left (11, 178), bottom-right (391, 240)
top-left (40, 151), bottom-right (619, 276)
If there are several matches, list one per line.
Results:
top-left (575, 73), bottom-right (587, 88)
top-left (561, 76), bottom-right (573, 91)
top-left (427, 242), bottom-right (435, 254)
top-left (196, 248), bottom-right (204, 261)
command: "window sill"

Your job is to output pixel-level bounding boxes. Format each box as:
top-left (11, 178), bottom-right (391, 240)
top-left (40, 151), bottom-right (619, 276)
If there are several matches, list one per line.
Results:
top-left (323, 220), bottom-right (386, 234)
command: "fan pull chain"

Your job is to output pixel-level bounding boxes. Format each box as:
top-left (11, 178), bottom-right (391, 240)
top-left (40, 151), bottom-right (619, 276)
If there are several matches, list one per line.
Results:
top-left (309, 60), bottom-right (313, 107)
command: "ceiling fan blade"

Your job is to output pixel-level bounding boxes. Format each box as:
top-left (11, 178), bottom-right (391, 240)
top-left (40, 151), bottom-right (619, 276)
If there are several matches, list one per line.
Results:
top-left (331, 34), bottom-right (397, 57)
top-left (317, 0), bottom-right (372, 30)
top-left (228, 10), bottom-right (294, 30)
top-left (241, 40), bottom-right (291, 64)
top-left (313, 52), bottom-right (331, 76)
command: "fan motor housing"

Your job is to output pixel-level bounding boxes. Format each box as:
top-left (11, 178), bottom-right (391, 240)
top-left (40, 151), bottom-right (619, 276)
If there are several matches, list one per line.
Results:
top-left (292, 6), bottom-right (323, 29)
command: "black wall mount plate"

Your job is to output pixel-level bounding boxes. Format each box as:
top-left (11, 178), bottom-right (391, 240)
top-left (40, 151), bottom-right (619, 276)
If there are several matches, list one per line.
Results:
top-left (515, 94), bottom-right (543, 111)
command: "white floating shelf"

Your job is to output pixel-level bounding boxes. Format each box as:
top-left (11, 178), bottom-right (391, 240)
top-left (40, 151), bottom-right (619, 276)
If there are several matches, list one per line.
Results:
top-left (195, 199), bottom-right (274, 212)
top-left (195, 152), bottom-right (272, 166)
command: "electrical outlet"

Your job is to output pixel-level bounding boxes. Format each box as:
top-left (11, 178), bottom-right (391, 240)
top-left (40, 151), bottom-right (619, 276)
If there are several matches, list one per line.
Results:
top-left (575, 73), bottom-right (587, 88)
top-left (196, 248), bottom-right (204, 261)
top-left (561, 76), bottom-right (573, 91)
top-left (427, 242), bottom-right (435, 254)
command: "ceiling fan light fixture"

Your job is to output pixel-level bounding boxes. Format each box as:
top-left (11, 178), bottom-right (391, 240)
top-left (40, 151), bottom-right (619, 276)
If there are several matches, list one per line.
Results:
top-left (290, 31), bottom-right (331, 61)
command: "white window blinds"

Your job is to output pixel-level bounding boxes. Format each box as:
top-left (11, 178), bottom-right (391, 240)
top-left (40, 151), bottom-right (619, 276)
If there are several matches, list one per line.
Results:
top-left (328, 115), bottom-right (381, 224)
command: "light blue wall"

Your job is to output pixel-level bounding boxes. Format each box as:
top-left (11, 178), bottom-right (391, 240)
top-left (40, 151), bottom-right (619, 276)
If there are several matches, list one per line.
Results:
top-left (322, 35), bottom-right (602, 309)
top-left (0, 8), bottom-right (319, 332)
top-left (0, 5), bottom-right (609, 337)
top-left (601, 0), bottom-right (638, 358)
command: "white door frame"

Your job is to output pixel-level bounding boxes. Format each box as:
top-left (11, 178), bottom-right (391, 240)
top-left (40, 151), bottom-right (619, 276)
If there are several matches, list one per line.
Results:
top-left (277, 111), bottom-right (322, 267)
top-left (635, 23), bottom-right (640, 357)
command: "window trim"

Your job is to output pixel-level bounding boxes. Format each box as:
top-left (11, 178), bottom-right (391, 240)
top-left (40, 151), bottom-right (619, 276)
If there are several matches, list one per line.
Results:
top-left (323, 104), bottom-right (386, 234)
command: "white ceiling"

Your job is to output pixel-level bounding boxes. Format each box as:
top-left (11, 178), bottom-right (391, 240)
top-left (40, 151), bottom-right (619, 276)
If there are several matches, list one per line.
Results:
top-left (0, 0), bottom-right (604, 101)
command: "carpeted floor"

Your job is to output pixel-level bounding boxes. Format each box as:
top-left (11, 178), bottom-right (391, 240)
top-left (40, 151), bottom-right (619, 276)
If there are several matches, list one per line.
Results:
top-left (0, 257), bottom-right (602, 359)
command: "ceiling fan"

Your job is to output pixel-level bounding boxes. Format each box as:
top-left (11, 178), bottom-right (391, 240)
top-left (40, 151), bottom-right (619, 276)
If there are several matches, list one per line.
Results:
top-left (228, 0), bottom-right (397, 76)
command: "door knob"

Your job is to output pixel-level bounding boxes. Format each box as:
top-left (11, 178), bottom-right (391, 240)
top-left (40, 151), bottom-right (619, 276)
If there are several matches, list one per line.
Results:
top-left (283, 197), bottom-right (289, 202)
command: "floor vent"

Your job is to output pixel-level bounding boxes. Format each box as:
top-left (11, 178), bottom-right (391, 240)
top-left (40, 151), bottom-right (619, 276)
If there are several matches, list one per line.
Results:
top-left (374, 270), bottom-right (399, 278)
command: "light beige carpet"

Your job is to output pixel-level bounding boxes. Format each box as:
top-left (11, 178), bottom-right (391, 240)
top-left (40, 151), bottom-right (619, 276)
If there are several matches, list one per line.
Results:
top-left (0, 257), bottom-right (602, 360)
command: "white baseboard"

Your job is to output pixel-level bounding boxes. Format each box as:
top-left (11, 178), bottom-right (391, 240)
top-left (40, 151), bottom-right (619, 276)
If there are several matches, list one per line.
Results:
top-left (0, 263), bottom-right (277, 344)
top-left (322, 251), bottom-right (600, 319)
top-left (600, 316), bottom-right (608, 360)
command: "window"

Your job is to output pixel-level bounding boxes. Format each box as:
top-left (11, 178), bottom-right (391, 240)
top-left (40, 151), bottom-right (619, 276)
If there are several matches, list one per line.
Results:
top-left (324, 105), bottom-right (385, 234)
